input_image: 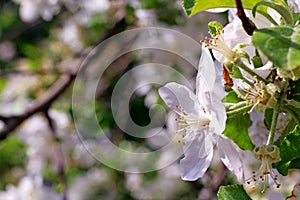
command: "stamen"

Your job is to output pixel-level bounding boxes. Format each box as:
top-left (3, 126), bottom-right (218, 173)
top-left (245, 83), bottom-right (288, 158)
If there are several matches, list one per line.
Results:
top-left (234, 78), bottom-right (267, 113)
top-left (173, 104), bottom-right (211, 143)
top-left (245, 145), bottom-right (281, 192)
top-left (200, 28), bottom-right (236, 60)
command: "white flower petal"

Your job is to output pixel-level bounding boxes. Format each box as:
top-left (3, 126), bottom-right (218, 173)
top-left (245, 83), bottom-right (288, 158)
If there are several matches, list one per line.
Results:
top-left (228, 9), bottom-right (279, 28)
top-left (180, 129), bottom-right (213, 181)
top-left (224, 19), bottom-right (252, 48)
top-left (212, 18), bottom-right (254, 63)
top-left (212, 61), bottom-right (227, 99)
top-left (197, 47), bottom-right (216, 93)
top-left (252, 61), bottom-right (272, 79)
top-left (210, 93), bottom-right (226, 134)
top-left (158, 82), bottom-right (199, 115)
top-left (205, 8), bottom-right (229, 13)
top-left (196, 47), bottom-right (216, 113)
top-left (216, 135), bottom-right (244, 182)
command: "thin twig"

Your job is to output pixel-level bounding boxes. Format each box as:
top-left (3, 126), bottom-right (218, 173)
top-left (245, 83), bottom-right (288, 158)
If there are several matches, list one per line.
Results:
top-left (44, 110), bottom-right (68, 200)
top-left (0, 68), bottom-right (78, 140)
top-left (235, 0), bottom-right (257, 35)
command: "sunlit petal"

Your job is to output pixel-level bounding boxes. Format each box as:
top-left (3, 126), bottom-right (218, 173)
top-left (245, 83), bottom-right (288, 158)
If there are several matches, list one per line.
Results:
top-left (196, 47), bottom-right (216, 113)
top-left (159, 82), bottom-right (199, 115)
top-left (180, 129), bottom-right (214, 181)
top-left (210, 94), bottom-right (226, 134)
top-left (216, 135), bottom-right (244, 182)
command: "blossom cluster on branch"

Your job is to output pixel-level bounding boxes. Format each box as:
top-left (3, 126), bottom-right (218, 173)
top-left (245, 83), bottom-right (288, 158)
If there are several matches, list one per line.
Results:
top-left (159, 0), bottom-right (300, 198)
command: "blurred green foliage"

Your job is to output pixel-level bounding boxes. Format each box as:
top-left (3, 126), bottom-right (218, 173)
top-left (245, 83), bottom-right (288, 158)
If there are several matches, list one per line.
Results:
top-left (0, 136), bottom-right (26, 189)
top-left (0, 0), bottom-right (230, 199)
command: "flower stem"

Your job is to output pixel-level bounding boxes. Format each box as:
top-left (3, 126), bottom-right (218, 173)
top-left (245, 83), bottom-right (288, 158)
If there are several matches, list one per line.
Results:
top-left (234, 58), bottom-right (268, 84)
top-left (235, 0), bottom-right (257, 35)
top-left (242, 76), bottom-right (254, 86)
top-left (266, 100), bottom-right (280, 145)
top-left (226, 104), bottom-right (252, 117)
top-left (225, 101), bottom-right (247, 111)
top-left (266, 80), bottom-right (288, 145)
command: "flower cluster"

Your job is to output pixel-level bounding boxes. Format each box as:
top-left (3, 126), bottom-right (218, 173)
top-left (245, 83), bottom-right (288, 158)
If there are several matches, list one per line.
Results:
top-left (159, 0), bottom-right (300, 198)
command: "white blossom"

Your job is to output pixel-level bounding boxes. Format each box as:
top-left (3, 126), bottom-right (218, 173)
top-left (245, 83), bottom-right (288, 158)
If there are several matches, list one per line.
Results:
top-left (159, 47), bottom-right (243, 181)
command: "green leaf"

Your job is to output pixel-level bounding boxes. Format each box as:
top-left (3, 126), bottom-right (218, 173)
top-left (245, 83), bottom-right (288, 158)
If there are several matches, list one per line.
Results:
top-left (278, 125), bottom-right (300, 163)
top-left (231, 66), bottom-right (243, 79)
top-left (276, 119), bottom-right (296, 145)
top-left (291, 78), bottom-right (300, 93)
top-left (139, 0), bottom-right (164, 9)
top-left (289, 78), bottom-right (300, 102)
top-left (0, 79), bottom-right (6, 94)
top-left (283, 105), bottom-right (300, 124)
top-left (287, 99), bottom-right (300, 108)
top-left (289, 157), bottom-right (300, 169)
top-left (222, 91), bottom-right (243, 103)
top-left (0, 136), bottom-right (26, 189)
top-left (217, 184), bottom-right (251, 200)
top-left (182, 0), bottom-right (261, 17)
top-left (274, 125), bottom-right (300, 175)
top-left (223, 112), bottom-right (254, 150)
top-left (274, 161), bottom-right (290, 175)
top-left (252, 55), bottom-right (263, 68)
top-left (294, 13), bottom-right (300, 24)
top-left (252, 26), bottom-right (300, 71)
top-left (252, 0), bottom-right (293, 25)
top-left (0, 136), bottom-right (26, 169)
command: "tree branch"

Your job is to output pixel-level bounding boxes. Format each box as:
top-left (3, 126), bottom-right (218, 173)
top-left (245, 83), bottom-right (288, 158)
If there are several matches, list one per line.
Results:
top-left (235, 0), bottom-right (257, 35)
top-left (0, 67), bottom-right (78, 140)
top-left (0, 16), bottom-right (128, 141)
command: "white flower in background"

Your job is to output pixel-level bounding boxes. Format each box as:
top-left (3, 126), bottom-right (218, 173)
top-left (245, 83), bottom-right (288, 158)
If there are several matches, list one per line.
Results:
top-left (18, 110), bottom-right (69, 174)
top-left (125, 164), bottom-right (182, 200)
top-left (0, 41), bottom-right (15, 61)
top-left (0, 75), bottom-right (38, 116)
top-left (13, 0), bottom-right (60, 23)
top-left (159, 47), bottom-right (243, 181)
top-left (288, 0), bottom-right (300, 12)
top-left (68, 168), bottom-right (110, 200)
top-left (0, 175), bottom-right (62, 200)
top-left (81, 0), bottom-right (110, 13)
top-left (60, 20), bottom-right (83, 52)
top-left (13, 0), bottom-right (111, 23)
top-left (73, 0), bottom-right (110, 25)
top-left (146, 112), bottom-right (176, 149)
